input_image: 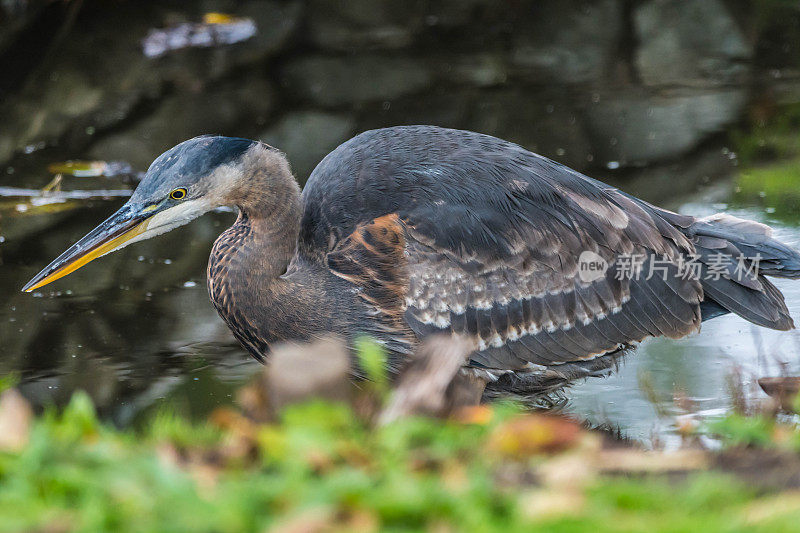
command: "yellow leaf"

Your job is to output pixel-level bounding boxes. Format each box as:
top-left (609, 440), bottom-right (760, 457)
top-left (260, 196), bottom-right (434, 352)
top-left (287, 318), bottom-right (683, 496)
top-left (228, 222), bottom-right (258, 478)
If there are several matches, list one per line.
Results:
top-left (489, 414), bottom-right (583, 459)
top-left (203, 12), bottom-right (236, 24)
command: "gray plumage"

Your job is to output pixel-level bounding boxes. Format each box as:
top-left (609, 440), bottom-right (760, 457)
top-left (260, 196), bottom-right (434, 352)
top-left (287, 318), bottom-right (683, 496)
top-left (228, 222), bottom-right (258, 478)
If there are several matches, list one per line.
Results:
top-left (25, 126), bottom-right (800, 394)
top-left (302, 126), bottom-right (800, 384)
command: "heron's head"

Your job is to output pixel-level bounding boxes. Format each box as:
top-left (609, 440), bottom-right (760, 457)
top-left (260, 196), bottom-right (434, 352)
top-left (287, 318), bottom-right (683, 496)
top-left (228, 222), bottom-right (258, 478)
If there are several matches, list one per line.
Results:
top-left (23, 135), bottom-right (285, 293)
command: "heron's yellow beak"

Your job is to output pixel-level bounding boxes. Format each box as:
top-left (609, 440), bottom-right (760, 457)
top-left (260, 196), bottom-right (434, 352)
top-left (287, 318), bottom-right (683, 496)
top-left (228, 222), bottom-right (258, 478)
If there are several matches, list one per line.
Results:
top-left (22, 204), bottom-right (153, 293)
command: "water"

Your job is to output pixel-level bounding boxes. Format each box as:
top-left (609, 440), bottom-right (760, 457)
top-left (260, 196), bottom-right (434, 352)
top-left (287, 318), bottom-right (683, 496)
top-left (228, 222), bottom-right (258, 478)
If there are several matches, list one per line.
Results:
top-left (0, 174), bottom-right (261, 426)
top-left (1, 129), bottom-right (798, 442)
top-left (568, 204), bottom-right (800, 448)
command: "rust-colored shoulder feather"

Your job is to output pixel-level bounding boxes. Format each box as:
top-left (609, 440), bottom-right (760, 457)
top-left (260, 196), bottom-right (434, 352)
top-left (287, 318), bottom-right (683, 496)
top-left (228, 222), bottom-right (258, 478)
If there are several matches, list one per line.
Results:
top-left (326, 214), bottom-right (416, 359)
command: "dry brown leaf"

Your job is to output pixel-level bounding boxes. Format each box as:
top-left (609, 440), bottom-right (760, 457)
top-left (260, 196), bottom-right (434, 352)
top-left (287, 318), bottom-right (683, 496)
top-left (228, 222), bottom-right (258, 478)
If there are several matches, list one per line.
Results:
top-left (489, 414), bottom-right (583, 459)
top-left (758, 377), bottom-right (800, 412)
top-left (209, 407), bottom-right (257, 438)
top-left (237, 380), bottom-right (274, 423)
top-left (771, 425), bottom-right (796, 446)
top-left (305, 448), bottom-right (335, 475)
top-left (267, 506), bottom-right (335, 533)
top-left (441, 460), bottom-right (468, 491)
top-left (0, 389), bottom-right (32, 452)
top-left (451, 405), bottom-right (494, 425)
top-left (518, 488), bottom-right (586, 522)
top-left (598, 449), bottom-right (707, 473)
top-left (742, 491), bottom-right (800, 525)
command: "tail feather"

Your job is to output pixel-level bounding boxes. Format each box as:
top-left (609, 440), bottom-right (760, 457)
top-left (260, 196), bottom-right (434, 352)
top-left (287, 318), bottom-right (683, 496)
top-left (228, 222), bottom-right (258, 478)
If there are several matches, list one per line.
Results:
top-left (689, 214), bottom-right (800, 278)
top-left (684, 213), bottom-right (800, 330)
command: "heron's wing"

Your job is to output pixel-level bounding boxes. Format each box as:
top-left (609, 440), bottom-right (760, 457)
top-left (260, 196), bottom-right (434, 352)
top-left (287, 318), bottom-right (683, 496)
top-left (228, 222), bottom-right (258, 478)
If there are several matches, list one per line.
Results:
top-left (326, 203), bottom-right (704, 371)
top-left (307, 127), bottom-right (796, 370)
top-left (398, 190), bottom-right (705, 370)
top-left (309, 126), bottom-right (712, 369)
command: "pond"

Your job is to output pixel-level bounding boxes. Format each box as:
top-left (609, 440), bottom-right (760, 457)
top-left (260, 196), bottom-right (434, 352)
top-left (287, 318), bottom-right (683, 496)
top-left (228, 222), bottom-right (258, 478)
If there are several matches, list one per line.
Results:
top-left (2, 129), bottom-right (798, 446)
top-left (3, 0), bottom-right (800, 442)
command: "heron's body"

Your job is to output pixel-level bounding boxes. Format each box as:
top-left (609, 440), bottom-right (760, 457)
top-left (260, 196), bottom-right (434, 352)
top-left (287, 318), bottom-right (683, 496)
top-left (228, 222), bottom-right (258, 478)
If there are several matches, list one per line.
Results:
top-left (25, 126), bottom-right (800, 393)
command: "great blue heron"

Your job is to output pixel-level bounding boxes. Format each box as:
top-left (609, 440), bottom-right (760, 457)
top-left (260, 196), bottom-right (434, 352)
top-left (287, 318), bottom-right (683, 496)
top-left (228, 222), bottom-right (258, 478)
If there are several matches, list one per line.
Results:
top-left (23, 126), bottom-right (800, 394)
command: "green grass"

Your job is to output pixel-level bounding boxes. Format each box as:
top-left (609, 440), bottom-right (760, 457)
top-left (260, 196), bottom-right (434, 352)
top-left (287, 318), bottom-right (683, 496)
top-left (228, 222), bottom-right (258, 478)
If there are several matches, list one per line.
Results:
top-left (1, 392), bottom-right (800, 532)
top-left (733, 160), bottom-right (800, 221)
top-left (707, 404), bottom-right (800, 453)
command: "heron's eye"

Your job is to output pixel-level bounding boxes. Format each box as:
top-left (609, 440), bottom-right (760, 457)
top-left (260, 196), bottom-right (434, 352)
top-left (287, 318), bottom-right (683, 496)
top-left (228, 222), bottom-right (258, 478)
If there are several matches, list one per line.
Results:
top-left (169, 188), bottom-right (187, 200)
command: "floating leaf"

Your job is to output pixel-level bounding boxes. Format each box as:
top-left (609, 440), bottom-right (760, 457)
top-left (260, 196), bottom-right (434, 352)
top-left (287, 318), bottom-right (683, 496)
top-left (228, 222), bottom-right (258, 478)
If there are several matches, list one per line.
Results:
top-left (0, 187), bottom-right (132, 217)
top-left (142, 16), bottom-right (257, 58)
top-left (203, 12), bottom-right (236, 24)
top-left (47, 160), bottom-right (107, 177)
top-left (46, 160), bottom-right (135, 178)
top-left (0, 198), bottom-right (82, 217)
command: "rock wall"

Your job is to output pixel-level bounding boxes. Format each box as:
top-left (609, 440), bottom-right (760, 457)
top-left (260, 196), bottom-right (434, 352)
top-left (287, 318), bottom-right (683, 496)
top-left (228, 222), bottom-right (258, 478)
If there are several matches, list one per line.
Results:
top-left (0, 0), bottom-right (790, 182)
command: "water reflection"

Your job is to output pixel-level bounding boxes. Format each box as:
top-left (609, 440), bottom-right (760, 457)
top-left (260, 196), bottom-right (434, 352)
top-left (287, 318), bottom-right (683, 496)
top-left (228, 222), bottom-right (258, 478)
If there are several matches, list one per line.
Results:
top-left (567, 205), bottom-right (800, 448)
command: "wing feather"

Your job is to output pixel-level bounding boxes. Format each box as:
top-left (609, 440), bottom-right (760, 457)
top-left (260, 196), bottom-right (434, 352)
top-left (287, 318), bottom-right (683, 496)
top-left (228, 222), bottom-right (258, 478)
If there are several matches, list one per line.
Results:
top-left (309, 126), bottom-right (707, 370)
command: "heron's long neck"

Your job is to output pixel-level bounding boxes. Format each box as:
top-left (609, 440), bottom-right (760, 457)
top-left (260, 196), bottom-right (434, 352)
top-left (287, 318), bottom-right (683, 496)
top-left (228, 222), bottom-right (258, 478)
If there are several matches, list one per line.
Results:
top-left (209, 160), bottom-right (302, 296)
top-left (207, 149), bottom-right (329, 361)
top-left (234, 174), bottom-right (302, 279)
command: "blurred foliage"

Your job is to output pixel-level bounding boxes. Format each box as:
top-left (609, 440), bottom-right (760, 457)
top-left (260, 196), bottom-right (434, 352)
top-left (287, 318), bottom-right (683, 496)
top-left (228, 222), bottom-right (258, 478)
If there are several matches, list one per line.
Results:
top-left (706, 377), bottom-right (800, 451)
top-left (355, 336), bottom-right (390, 397)
top-left (0, 389), bottom-right (800, 531)
top-left (148, 408), bottom-right (224, 449)
top-left (708, 413), bottom-right (791, 449)
top-left (0, 374), bottom-right (18, 394)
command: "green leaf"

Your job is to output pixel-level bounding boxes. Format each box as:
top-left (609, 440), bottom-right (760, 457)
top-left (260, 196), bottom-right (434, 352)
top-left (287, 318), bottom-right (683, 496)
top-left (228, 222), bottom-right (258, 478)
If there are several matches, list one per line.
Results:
top-left (355, 336), bottom-right (388, 391)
